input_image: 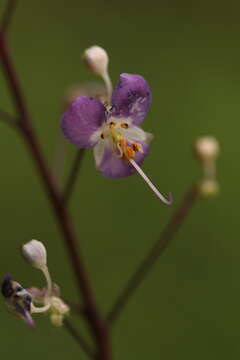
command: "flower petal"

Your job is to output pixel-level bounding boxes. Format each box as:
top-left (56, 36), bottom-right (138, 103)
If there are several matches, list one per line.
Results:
top-left (120, 125), bottom-right (153, 144)
top-left (27, 284), bottom-right (60, 304)
top-left (61, 96), bottom-right (106, 148)
top-left (14, 304), bottom-right (35, 327)
top-left (95, 141), bottom-right (149, 178)
top-left (111, 73), bottom-right (152, 125)
top-left (1, 274), bottom-right (13, 298)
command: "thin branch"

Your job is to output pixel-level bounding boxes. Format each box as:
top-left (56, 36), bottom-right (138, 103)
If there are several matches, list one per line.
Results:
top-left (107, 184), bottom-right (200, 324)
top-left (0, 33), bottom-right (111, 360)
top-left (63, 298), bottom-right (85, 315)
top-left (62, 148), bottom-right (85, 205)
top-left (51, 133), bottom-right (67, 190)
top-left (1, 0), bottom-right (18, 33)
top-left (0, 108), bottom-right (17, 127)
top-left (64, 319), bottom-right (95, 359)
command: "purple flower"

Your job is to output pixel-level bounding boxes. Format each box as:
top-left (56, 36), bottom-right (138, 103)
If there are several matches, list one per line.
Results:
top-left (61, 73), bottom-right (172, 204)
top-left (1, 274), bottom-right (35, 327)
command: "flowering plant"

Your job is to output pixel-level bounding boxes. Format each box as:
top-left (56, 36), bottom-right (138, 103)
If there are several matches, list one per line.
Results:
top-left (0, 2), bottom-right (219, 359)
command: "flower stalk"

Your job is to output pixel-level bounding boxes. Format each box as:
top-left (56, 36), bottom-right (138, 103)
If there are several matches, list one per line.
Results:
top-left (0, 30), bottom-right (111, 359)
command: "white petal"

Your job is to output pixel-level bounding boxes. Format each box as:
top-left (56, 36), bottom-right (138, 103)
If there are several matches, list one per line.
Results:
top-left (120, 125), bottom-right (153, 143)
top-left (93, 140), bottom-right (107, 169)
top-left (90, 128), bottom-right (102, 146)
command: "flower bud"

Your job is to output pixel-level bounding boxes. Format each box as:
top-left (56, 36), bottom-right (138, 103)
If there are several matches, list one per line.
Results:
top-left (194, 136), bottom-right (220, 163)
top-left (49, 296), bottom-right (69, 326)
top-left (22, 240), bottom-right (47, 269)
top-left (199, 179), bottom-right (219, 197)
top-left (83, 46), bottom-right (109, 76)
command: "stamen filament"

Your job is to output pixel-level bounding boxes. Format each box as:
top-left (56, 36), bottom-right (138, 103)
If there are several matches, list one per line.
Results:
top-left (129, 159), bottom-right (173, 205)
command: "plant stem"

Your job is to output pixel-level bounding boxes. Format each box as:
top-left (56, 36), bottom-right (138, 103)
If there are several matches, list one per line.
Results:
top-left (51, 133), bottom-right (67, 190)
top-left (64, 319), bottom-right (95, 359)
top-left (0, 0), bottom-right (18, 33)
top-left (0, 33), bottom-right (111, 360)
top-left (107, 184), bottom-right (200, 324)
top-left (62, 148), bottom-right (85, 205)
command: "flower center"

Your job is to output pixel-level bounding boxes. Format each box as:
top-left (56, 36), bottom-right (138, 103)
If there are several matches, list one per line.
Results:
top-left (101, 120), bottom-right (143, 160)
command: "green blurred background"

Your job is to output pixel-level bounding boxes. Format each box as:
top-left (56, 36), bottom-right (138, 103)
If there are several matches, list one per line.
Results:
top-left (0, 0), bottom-right (239, 358)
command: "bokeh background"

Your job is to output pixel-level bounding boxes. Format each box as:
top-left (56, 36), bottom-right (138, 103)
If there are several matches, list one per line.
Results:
top-left (0, 0), bottom-right (239, 358)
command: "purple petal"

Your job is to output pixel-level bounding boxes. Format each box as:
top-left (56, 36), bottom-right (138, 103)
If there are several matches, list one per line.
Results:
top-left (27, 284), bottom-right (60, 303)
top-left (111, 73), bottom-right (152, 125)
top-left (97, 142), bottom-right (149, 178)
top-left (61, 96), bottom-right (106, 148)
top-left (15, 304), bottom-right (35, 328)
top-left (1, 274), bottom-right (13, 298)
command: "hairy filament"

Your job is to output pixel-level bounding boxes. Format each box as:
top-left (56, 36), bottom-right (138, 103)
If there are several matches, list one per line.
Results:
top-left (129, 159), bottom-right (172, 205)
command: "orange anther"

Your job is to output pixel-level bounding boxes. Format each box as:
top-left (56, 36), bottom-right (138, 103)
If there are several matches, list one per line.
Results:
top-left (132, 142), bottom-right (143, 153)
top-left (119, 138), bottom-right (127, 148)
top-left (125, 146), bottom-right (135, 159)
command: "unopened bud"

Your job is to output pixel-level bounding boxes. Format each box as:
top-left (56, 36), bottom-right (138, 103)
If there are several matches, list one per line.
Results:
top-left (84, 46), bottom-right (109, 76)
top-left (22, 240), bottom-right (47, 270)
top-left (49, 296), bottom-right (69, 326)
top-left (194, 136), bottom-right (220, 163)
top-left (199, 179), bottom-right (219, 197)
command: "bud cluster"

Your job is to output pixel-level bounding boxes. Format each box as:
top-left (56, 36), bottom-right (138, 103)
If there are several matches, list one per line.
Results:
top-left (1, 239), bottom-right (69, 327)
top-left (194, 136), bottom-right (220, 197)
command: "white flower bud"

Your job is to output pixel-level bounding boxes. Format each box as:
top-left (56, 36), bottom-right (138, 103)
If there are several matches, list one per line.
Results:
top-left (83, 46), bottom-right (109, 76)
top-left (22, 240), bottom-right (47, 269)
top-left (194, 136), bottom-right (220, 163)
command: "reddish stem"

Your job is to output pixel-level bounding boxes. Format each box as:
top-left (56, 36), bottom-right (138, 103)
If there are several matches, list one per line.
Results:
top-left (0, 0), bottom-right (18, 33)
top-left (0, 33), bottom-right (111, 360)
top-left (63, 148), bottom-right (85, 205)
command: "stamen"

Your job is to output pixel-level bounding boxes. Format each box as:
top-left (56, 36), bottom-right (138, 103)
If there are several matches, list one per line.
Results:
top-left (125, 146), bottom-right (135, 159)
top-left (121, 123), bottom-right (129, 129)
top-left (116, 143), bottom-right (124, 158)
top-left (132, 142), bottom-right (143, 153)
top-left (128, 159), bottom-right (173, 205)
